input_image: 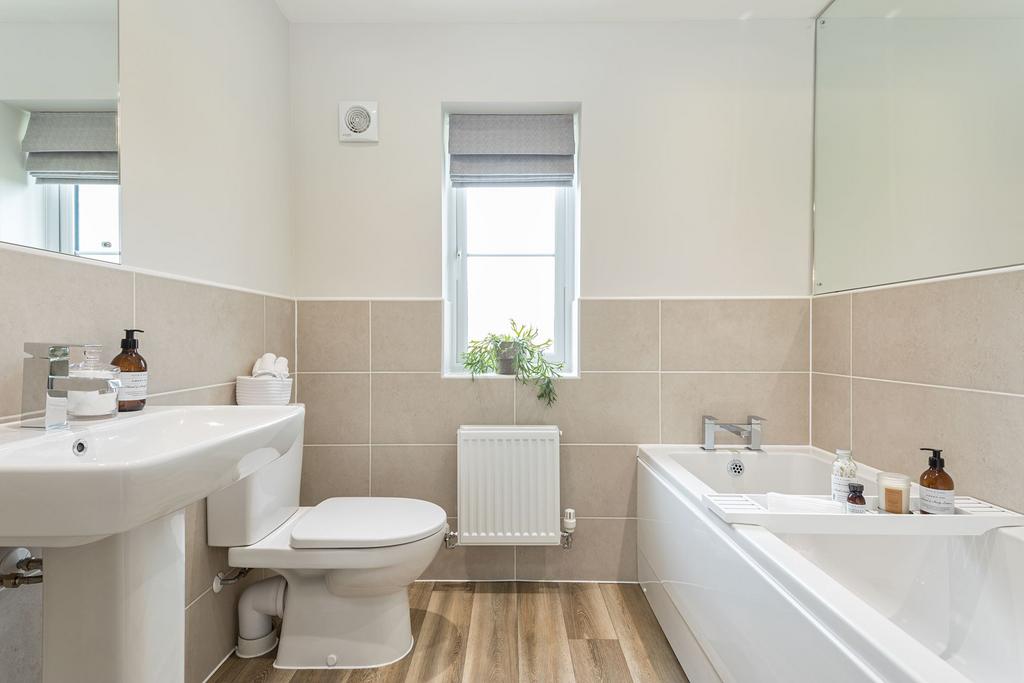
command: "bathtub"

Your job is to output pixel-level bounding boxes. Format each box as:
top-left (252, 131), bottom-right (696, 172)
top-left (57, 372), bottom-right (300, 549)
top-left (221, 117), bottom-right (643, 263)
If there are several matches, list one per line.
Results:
top-left (637, 445), bottom-right (1024, 683)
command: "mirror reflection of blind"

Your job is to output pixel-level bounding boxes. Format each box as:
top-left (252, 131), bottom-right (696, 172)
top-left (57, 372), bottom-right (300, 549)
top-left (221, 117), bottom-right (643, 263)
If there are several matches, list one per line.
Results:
top-left (448, 114), bottom-right (575, 187)
top-left (21, 112), bottom-right (119, 185)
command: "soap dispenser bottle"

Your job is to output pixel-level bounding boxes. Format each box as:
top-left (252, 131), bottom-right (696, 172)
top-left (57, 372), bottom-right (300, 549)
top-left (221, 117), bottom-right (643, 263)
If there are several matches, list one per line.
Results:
top-left (918, 448), bottom-right (955, 514)
top-left (112, 329), bottom-right (148, 412)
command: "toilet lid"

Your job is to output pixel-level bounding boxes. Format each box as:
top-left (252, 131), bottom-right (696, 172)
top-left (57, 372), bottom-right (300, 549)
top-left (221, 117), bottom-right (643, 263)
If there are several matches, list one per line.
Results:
top-left (290, 497), bottom-right (447, 549)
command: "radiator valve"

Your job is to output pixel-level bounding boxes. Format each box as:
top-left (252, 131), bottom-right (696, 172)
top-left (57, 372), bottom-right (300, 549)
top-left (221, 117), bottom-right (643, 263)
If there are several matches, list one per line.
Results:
top-left (561, 508), bottom-right (576, 550)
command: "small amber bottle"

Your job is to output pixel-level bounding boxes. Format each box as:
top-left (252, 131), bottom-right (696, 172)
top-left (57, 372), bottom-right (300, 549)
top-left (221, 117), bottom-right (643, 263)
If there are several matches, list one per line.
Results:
top-left (111, 329), bottom-right (148, 412)
top-left (846, 482), bottom-right (867, 514)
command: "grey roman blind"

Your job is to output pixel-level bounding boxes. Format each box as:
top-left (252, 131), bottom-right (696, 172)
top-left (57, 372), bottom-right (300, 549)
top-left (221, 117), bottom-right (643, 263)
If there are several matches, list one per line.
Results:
top-left (448, 114), bottom-right (575, 186)
top-left (21, 112), bottom-right (119, 184)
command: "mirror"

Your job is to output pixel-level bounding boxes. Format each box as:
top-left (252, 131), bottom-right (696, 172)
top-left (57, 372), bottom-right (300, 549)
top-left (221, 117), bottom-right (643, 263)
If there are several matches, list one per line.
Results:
top-left (813, 0), bottom-right (1024, 293)
top-left (0, 0), bottom-right (120, 263)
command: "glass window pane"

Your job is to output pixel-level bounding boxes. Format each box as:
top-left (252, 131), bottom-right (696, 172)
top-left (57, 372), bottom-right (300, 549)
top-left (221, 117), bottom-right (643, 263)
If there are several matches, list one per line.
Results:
top-left (465, 186), bottom-right (557, 255)
top-left (76, 185), bottom-right (120, 263)
top-left (466, 256), bottom-right (555, 347)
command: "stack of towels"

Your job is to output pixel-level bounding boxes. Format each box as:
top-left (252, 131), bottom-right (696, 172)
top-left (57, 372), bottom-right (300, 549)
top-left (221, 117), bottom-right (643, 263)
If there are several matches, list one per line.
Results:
top-left (252, 353), bottom-right (290, 379)
top-left (236, 353), bottom-right (293, 406)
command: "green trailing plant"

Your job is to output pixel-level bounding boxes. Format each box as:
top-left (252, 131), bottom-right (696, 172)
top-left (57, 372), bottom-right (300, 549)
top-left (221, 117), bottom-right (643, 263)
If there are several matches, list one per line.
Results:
top-left (462, 320), bottom-right (564, 405)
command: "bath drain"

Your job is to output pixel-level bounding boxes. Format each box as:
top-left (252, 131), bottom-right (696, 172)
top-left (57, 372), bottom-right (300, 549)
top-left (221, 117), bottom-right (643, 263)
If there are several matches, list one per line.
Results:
top-left (726, 459), bottom-right (745, 477)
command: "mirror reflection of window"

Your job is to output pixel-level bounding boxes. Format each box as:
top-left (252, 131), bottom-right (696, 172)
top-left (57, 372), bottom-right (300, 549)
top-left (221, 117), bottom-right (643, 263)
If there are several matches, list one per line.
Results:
top-left (0, 0), bottom-right (120, 263)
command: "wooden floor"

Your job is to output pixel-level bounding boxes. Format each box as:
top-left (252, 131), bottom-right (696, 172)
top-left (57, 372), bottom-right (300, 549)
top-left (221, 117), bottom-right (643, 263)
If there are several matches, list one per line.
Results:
top-left (209, 582), bottom-right (689, 683)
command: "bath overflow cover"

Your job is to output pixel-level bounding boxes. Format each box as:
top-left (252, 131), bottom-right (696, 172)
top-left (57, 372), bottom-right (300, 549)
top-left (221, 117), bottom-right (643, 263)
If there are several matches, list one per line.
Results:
top-left (726, 458), bottom-right (744, 477)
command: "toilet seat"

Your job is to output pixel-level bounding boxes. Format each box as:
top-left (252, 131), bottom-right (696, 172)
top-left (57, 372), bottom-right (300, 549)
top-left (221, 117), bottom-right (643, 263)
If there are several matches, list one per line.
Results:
top-left (227, 501), bottom-right (448, 570)
top-left (291, 497), bottom-right (447, 549)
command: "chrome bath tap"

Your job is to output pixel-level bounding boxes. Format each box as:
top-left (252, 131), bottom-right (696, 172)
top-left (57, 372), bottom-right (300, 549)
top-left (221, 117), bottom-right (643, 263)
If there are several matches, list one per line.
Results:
top-left (701, 415), bottom-right (766, 451)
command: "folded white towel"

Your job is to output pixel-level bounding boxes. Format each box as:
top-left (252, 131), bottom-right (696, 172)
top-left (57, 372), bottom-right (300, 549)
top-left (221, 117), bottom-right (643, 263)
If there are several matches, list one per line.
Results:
top-left (272, 356), bottom-right (289, 379)
top-left (252, 353), bottom-right (278, 377)
top-left (765, 492), bottom-right (845, 514)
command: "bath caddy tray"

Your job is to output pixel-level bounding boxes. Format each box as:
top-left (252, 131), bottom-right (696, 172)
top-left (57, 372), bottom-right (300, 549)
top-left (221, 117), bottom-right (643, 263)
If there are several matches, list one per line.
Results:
top-left (703, 494), bottom-right (1024, 535)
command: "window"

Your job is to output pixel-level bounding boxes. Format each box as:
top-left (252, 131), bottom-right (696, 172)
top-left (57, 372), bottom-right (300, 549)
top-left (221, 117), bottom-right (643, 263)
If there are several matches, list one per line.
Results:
top-left (444, 112), bottom-right (578, 373)
top-left (42, 184), bottom-right (121, 263)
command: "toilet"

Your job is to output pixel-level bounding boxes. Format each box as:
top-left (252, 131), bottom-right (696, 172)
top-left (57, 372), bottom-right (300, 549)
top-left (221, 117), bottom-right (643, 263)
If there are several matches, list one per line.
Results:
top-left (205, 443), bottom-right (447, 670)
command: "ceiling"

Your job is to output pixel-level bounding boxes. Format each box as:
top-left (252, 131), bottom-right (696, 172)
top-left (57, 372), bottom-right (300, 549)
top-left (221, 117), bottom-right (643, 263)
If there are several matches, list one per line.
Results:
top-left (0, 0), bottom-right (114, 23)
top-left (824, 0), bottom-right (1024, 18)
top-left (274, 0), bottom-right (833, 23)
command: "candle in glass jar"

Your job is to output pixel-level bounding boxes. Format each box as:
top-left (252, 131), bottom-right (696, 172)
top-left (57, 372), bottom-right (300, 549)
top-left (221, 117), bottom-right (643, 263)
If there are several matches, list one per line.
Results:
top-left (876, 472), bottom-right (911, 514)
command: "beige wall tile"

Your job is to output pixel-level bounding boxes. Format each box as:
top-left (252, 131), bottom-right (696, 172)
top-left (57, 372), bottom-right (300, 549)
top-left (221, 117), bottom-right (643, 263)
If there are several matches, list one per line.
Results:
top-left (852, 379), bottom-right (1024, 513)
top-left (0, 249), bottom-right (132, 417)
top-left (148, 383), bottom-right (237, 407)
top-left (300, 446), bottom-right (370, 504)
top-left (661, 299), bottom-right (809, 371)
top-left (561, 446), bottom-right (638, 517)
top-left (298, 373), bottom-right (370, 444)
top-left (516, 373), bottom-right (659, 444)
top-left (370, 445), bottom-right (457, 515)
top-left (264, 296), bottom-right (295, 360)
top-left (184, 572), bottom-right (258, 683)
top-left (812, 294), bottom-right (850, 375)
top-left (184, 500), bottom-right (225, 607)
top-left (371, 300), bottom-right (442, 371)
top-left (661, 372), bottom-right (809, 445)
top-left (852, 271), bottom-right (1024, 393)
top-left (422, 527), bottom-right (515, 580)
top-left (371, 374), bottom-right (513, 444)
top-left (580, 299), bottom-right (660, 371)
top-left (515, 519), bottom-right (636, 581)
top-left (811, 373), bottom-right (850, 454)
top-left (135, 274), bottom-right (264, 394)
top-left (296, 300), bottom-right (369, 372)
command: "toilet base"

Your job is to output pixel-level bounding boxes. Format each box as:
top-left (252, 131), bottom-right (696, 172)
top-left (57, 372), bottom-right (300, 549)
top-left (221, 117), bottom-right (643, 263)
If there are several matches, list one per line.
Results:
top-left (273, 571), bottom-right (415, 669)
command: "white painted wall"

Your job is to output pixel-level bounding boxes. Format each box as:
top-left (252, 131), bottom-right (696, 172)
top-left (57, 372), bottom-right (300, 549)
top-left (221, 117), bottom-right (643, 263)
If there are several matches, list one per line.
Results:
top-left (0, 102), bottom-right (45, 248)
top-left (0, 22), bottom-right (116, 108)
top-left (814, 17), bottom-right (1024, 293)
top-left (289, 21), bottom-right (815, 298)
top-left (118, 0), bottom-right (292, 295)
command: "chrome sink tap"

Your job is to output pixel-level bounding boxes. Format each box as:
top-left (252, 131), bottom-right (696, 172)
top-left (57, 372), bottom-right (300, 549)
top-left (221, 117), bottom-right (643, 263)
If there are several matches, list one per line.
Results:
top-left (701, 415), bottom-right (766, 451)
top-left (21, 342), bottom-right (119, 430)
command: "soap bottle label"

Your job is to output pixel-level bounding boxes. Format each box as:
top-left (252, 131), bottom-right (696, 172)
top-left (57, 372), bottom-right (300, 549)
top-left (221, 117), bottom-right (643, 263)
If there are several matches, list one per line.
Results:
top-left (846, 501), bottom-right (867, 514)
top-left (920, 487), bottom-right (955, 515)
top-left (119, 372), bottom-right (148, 401)
top-left (831, 476), bottom-right (855, 503)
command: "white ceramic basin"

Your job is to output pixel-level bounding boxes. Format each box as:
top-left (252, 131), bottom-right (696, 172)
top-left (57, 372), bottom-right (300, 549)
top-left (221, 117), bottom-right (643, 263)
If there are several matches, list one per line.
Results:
top-left (0, 404), bottom-right (305, 547)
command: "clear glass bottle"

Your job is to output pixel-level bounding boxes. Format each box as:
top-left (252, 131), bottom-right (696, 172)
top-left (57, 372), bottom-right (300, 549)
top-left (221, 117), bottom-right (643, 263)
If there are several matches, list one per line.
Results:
top-left (67, 345), bottom-right (121, 420)
top-left (830, 449), bottom-right (859, 503)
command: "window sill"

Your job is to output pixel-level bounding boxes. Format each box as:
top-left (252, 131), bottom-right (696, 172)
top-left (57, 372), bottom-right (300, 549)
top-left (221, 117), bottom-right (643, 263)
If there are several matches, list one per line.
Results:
top-left (442, 371), bottom-right (579, 380)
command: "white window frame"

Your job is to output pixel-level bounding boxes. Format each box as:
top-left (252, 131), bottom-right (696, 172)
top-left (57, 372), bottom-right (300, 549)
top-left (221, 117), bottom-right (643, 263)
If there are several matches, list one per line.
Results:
top-left (445, 184), bottom-right (577, 374)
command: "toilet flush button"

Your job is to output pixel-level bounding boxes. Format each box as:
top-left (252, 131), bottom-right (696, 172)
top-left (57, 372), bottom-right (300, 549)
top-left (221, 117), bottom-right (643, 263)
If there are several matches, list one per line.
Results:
top-left (326, 654), bottom-right (338, 667)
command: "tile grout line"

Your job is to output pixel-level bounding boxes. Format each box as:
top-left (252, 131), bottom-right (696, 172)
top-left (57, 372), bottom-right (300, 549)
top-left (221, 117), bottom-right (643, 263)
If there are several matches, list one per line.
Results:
top-left (658, 299), bottom-right (663, 444)
top-left (290, 369), bottom-right (811, 375)
top-left (808, 296), bottom-right (813, 447)
top-left (848, 294), bottom-right (854, 451)
top-left (368, 301), bottom-right (373, 497)
top-left (809, 371), bottom-right (1024, 400)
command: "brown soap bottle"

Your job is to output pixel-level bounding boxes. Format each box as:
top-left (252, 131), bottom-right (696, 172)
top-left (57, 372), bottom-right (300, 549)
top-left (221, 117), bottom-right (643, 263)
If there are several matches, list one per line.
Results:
top-left (918, 448), bottom-right (955, 515)
top-left (111, 329), bottom-right (148, 412)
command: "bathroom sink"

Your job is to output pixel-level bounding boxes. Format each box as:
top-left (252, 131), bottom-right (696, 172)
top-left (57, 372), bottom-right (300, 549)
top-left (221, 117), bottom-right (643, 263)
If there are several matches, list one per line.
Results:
top-left (0, 405), bottom-right (305, 547)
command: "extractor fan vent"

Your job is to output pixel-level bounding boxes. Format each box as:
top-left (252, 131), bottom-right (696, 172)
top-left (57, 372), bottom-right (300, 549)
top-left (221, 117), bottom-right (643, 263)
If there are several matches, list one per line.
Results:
top-left (339, 101), bottom-right (378, 142)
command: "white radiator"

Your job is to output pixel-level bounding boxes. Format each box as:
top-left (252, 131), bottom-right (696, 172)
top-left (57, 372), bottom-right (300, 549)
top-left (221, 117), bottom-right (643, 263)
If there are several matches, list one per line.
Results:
top-left (457, 425), bottom-right (561, 546)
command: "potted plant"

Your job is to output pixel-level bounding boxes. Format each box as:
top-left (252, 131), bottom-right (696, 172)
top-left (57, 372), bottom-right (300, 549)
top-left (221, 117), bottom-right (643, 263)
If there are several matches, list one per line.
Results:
top-left (462, 320), bottom-right (564, 405)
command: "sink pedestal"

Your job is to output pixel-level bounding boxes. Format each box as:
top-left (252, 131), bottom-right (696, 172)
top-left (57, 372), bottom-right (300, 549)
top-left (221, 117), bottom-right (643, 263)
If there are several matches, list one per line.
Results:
top-left (42, 511), bottom-right (186, 683)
